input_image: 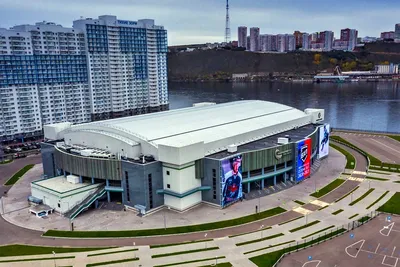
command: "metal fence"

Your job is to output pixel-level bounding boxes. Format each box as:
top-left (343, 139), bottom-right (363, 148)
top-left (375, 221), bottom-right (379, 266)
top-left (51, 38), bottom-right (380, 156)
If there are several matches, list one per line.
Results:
top-left (333, 128), bottom-right (400, 135)
top-left (273, 210), bottom-right (380, 267)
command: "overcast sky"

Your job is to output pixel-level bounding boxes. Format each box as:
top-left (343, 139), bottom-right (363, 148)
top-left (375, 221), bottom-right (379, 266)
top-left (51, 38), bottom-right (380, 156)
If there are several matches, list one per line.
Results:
top-left (1, 0), bottom-right (399, 45)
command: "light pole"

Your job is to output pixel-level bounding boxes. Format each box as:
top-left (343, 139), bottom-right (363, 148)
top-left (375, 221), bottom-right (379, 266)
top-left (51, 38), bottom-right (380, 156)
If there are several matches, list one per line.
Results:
top-left (260, 225), bottom-right (264, 239)
top-left (305, 213), bottom-right (308, 224)
top-left (256, 182), bottom-right (261, 213)
top-left (163, 206), bottom-right (170, 230)
top-left (52, 251), bottom-right (56, 267)
top-left (133, 242), bottom-right (136, 259)
top-left (1, 196), bottom-right (4, 215)
top-left (368, 181), bottom-right (371, 189)
top-left (351, 192), bottom-right (353, 203)
top-left (204, 233), bottom-right (208, 248)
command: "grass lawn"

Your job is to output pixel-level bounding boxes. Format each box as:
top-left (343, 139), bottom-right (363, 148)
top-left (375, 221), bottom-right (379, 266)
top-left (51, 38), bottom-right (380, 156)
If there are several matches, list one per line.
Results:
top-left (332, 209), bottom-right (344, 215)
top-left (44, 207), bottom-right (286, 238)
top-left (244, 240), bottom-right (295, 255)
top-left (335, 186), bottom-right (359, 203)
top-left (318, 205), bottom-right (329, 211)
top-left (378, 192), bottom-right (400, 214)
top-left (388, 135), bottom-right (400, 142)
top-left (349, 188), bottom-right (375, 206)
top-left (228, 227), bottom-right (272, 238)
top-left (0, 159), bottom-right (13, 165)
top-left (152, 247), bottom-right (218, 258)
top-left (366, 191), bottom-right (389, 209)
top-left (0, 256), bottom-right (74, 263)
top-left (249, 229), bottom-right (346, 266)
top-left (150, 239), bottom-right (213, 248)
top-left (289, 220), bottom-right (320, 233)
top-left (369, 170), bottom-right (391, 175)
top-left (0, 245), bottom-right (110, 257)
top-left (370, 166), bottom-right (400, 173)
top-left (294, 200), bottom-right (305, 205)
top-left (301, 225), bottom-right (335, 239)
top-left (348, 214), bottom-right (359, 220)
top-left (86, 257), bottom-right (138, 267)
top-left (236, 233), bottom-right (284, 246)
top-left (4, 164), bottom-right (34, 185)
top-left (199, 263), bottom-right (232, 267)
top-left (310, 179), bottom-right (345, 198)
top-left (87, 248), bottom-right (137, 257)
top-left (330, 143), bottom-right (356, 169)
top-left (154, 256), bottom-right (225, 267)
top-left (278, 216), bottom-right (303, 226)
top-left (394, 181), bottom-right (400, 184)
top-left (365, 176), bottom-right (389, 181)
top-left (358, 216), bottom-right (371, 223)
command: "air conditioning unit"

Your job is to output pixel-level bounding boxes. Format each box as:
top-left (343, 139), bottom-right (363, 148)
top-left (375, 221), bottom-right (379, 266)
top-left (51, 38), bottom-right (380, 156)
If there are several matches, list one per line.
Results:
top-left (227, 144), bottom-right (237, 153)
top-left (278, 137), bottom-right (289, 144)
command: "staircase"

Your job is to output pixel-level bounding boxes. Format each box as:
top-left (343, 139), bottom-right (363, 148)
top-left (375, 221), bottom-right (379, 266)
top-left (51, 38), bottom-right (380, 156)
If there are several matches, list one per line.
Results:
top-left (311, 158), bottom-right (322, 175)
top-left (64, 186), bottom-right (106, 220)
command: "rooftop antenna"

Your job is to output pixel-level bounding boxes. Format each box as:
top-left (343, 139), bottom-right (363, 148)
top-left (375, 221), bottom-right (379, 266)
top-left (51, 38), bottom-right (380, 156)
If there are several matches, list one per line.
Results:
top-left (225, 0), bottom-right (231, 43)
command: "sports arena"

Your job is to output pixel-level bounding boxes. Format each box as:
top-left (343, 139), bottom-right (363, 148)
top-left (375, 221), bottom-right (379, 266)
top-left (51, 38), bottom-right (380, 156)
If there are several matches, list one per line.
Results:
top-left (35, 100), bottom-right (330, 217)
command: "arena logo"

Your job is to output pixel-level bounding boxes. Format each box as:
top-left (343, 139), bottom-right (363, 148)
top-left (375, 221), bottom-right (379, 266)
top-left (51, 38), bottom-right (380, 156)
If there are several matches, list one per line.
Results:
top-left (275, 148), bottom-right (292, 160)
top-left (301, 145), bottom-right (309, 162)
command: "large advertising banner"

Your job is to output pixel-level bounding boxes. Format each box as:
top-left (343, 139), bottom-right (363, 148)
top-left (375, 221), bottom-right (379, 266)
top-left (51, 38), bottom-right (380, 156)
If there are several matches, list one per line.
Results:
top-left (296, 138), bottom-right (312, 182)
top-left (221, 155), bottom-right (243, 208)
top-left (319, 124), bottom-right (330, 159)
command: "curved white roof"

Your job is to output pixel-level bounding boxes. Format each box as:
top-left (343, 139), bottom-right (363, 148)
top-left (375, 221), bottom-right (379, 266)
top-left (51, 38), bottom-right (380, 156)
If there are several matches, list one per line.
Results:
top-left (68, 100), bottom-right (312, 151)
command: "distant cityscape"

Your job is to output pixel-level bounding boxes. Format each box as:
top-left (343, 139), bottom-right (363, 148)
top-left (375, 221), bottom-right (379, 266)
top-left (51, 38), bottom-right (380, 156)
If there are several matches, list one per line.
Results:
top-left (237, 23), bottom-right (400, 53)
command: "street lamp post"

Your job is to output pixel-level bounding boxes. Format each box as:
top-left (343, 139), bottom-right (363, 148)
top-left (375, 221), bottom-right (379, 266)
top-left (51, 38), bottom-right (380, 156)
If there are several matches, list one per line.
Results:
top-left (260, 225), bottom-right (264, 239)
top-left (256, 182), bottom-right (261, 213)
top-left (0, 197), bottom-right (4, 215)
top-left (133, 242), bottom-right (136, 259)
top-left (204, 233), bottom-right (208, 249)
top-left (52, 251), bottom-right (56, 267)
top-left (163, 206), bottom-right (170, 230)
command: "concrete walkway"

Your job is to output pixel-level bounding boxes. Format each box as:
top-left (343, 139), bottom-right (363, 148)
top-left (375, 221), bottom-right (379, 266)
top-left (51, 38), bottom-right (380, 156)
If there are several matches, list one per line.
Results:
top-left (0, 144), bottom-right (398, 267)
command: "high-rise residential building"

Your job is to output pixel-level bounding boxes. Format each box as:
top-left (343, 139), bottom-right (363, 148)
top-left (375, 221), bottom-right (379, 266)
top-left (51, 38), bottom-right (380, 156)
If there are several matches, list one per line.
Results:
top-left (293, 31), bottom-right (303, 48)
top-left (340, 28), bottom-right (358, 51)
top-left (238, 26), bottom-right (247, 48)
top-left (395, 23), bottom-right (400, 40)
top-left (246, 36), bottom-right (250, 50)
top-left (302, 33), bottom-right (310, 50)
top-left (381, 31), bottom-right (395, 39)
top-left (277, 34), bottom-right (286, 52)
top-left (286, 34), bottom-right (296, 51)
top-left (323, 31), bottom-right (334, 51)
top-left (250, 27), bottom-right (260, 52)
top-left (0, 15), bottom-right (168, 141)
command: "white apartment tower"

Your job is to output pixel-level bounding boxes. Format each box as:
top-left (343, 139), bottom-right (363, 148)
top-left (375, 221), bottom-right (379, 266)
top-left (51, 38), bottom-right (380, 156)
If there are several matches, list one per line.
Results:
top-left (249, 27), bottom-right (260, 52)
top-left (238, 26), bottom-right (247, 48)
top-left (0, 15), bottom-right (168, 142)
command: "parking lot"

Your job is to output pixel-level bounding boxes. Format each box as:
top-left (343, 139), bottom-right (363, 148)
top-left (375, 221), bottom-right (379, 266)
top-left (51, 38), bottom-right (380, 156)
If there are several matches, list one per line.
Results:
top-left (278, 213), bottom-right (400, 267)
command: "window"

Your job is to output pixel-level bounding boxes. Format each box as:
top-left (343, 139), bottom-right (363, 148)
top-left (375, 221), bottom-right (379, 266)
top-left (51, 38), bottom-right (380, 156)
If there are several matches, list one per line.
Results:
top-left (167, 184), bottom-right (170, 189)
top-left (166, 170), bottom-right (170, 175)
top-left (148, 174), bottom-right (153, 209)
top-left (125, 171), bottom-right (130, 202)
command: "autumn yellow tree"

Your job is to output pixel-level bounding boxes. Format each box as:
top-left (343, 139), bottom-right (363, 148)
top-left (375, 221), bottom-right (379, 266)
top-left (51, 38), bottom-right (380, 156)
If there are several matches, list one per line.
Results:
top-left (313, 53), bottom-right (321, 65)
top-left (329, 58), bottom-right (338, 65)
top-left (380, 61), bottom-right (390, 65)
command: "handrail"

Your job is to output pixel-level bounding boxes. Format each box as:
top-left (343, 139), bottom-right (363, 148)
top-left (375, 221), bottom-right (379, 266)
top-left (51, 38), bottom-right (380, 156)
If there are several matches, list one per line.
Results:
top-left (68, 188), bottom-right (106, 220)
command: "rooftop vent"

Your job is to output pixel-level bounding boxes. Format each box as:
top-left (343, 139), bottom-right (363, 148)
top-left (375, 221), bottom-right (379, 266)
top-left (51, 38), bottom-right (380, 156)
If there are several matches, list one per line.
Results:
top-left (227, 144), bottom-right (237, 153)
top-left (278, 137), bottom-right (289, 144)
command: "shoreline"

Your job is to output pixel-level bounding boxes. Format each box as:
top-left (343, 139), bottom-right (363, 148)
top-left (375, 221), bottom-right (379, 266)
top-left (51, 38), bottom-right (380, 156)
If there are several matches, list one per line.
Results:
top-left (168, 79), bottom-right (400, 83)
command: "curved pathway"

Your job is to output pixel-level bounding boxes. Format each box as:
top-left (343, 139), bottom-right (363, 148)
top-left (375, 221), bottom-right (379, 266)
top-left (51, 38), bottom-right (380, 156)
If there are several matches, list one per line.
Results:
top-left (0, 144), bottom-right (369, 248)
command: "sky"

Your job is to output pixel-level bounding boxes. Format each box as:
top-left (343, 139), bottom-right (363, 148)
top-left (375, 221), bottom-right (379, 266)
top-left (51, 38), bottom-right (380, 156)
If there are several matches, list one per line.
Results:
top-left (0, 0), bottom-right (399, 45)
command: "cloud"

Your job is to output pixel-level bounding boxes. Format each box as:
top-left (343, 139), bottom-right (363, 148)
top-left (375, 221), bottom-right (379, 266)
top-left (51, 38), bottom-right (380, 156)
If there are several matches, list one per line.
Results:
top-left (0, 0), bottom-right (399, 45)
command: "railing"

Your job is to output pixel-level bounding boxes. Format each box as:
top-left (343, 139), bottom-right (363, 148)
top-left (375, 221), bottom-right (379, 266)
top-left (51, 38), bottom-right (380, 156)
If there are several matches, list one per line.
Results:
top-left (333, 128), bottom-right (400, 135)
top-left (67, 187), bottom-right (106, 220)
top-left (272, 210), bottom-right (380, 266)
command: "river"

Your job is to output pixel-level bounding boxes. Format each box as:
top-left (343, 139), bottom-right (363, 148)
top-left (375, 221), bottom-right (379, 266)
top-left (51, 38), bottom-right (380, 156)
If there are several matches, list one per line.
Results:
top-left (168, 81), bottom-right (400, 133)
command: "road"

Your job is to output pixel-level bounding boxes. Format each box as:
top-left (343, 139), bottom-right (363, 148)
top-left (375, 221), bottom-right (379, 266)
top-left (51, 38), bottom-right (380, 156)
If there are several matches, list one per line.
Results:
top-left (0, 154), bottom-right (42, 198)
top-left (0, 144), bottom-right (368, 248)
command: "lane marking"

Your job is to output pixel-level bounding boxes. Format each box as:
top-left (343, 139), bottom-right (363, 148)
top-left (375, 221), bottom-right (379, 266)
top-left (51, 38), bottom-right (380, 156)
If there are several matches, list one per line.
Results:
top-left (380, 223), bottom-right (395, 237)
top-left (302, 260), bottom-right (321, 267)
top-left (345, 240), bottom-right (365, 258)
top-left (376, 243), bottom-right (381, 253)
top-left (370, 139), bottom-right (400, 155)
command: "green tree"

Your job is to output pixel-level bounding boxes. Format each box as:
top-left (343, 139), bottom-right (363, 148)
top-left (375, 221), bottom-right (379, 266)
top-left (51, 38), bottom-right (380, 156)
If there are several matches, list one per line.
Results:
top-left (329, 58), bottom-right (338, 65)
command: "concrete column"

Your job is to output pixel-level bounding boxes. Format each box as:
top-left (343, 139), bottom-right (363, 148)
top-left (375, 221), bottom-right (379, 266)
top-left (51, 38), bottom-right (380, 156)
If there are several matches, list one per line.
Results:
top-left (91, 177), bottom-right (95, 184)
top-left (63, 170), bottom-right (66, 177)
top-left (79, 176), bottom-right (83, 184)
top-left (95, 200), bottom-right (99, 209)
top-left (261, 179), bottom-right (264, 188)
top-left (106, 180), bottom-right (110, 203)
top-left (274, 165), bottom-right (277, 186)
top-left (247, 182), bottom-right (250, 193)
top-left (121, 191), bottom-right (125, 204)
top-left (284, 162), bottom-right (287, 183)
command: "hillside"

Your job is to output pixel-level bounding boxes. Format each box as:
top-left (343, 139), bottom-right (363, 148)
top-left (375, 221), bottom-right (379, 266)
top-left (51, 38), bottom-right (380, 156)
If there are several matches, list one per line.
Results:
top-left (167, 46), bottom-right (400, 81)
